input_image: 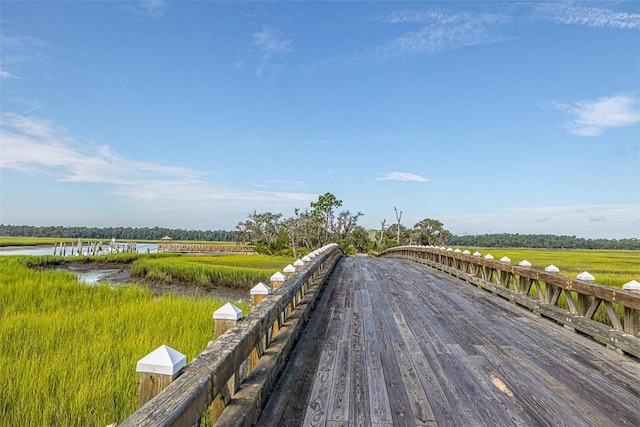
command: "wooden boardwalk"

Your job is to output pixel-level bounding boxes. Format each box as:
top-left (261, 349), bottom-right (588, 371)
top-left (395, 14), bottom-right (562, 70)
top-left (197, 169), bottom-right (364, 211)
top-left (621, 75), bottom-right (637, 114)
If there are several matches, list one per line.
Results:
top-left (257, 257), bottom-right (640, 427)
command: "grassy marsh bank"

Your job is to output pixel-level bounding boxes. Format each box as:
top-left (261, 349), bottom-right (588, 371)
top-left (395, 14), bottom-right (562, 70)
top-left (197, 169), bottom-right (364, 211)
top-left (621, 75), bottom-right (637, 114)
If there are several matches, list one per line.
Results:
top-left (0, 255), bottom-right (252, 426)
top-left (130, 254), bottom-right (296, 292)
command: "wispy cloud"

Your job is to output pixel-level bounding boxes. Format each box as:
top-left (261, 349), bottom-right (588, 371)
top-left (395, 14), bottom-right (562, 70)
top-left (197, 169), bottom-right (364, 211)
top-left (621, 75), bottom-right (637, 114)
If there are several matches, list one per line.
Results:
top-left (252, 25), bottom-right (294, 77)
top-left (549, 94), bottom-right (640, 136)
top-left (0, 113), bottom-right (315, 216)
top-left (0, 70), bottom-right (17, 79)
top-left (376, 172), bottom-right (429, 182)
top-left (371, 9), bottom-right (511, 60)
top-left (534, 3), bottom-right (640, 30)
top-left (0, 34), bottom-right (48, 80)
top-left (440, 204), bottom-right (640, 239)
top-left (121, 0), bottom-right (167, 18)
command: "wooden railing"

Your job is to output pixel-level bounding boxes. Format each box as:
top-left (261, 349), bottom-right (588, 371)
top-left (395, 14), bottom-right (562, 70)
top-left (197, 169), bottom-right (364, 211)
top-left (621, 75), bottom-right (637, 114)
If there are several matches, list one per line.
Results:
top-left (120, 244), bottom-right (344, 426)
top-left (378, 246), bottom-right (640, 358)
top-left (157, 243), bottom-right (254, 253)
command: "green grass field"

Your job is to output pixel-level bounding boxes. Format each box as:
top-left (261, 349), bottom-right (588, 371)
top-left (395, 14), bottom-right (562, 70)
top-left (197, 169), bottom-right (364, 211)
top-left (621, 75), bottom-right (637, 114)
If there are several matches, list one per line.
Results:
top-left (0, 255), bottom-right (258, 426)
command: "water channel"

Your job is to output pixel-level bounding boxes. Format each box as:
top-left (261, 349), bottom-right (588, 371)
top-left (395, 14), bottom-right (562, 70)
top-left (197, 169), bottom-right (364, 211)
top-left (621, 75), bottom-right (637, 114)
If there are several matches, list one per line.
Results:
top-left (0, 243), bottom-right (158, 284)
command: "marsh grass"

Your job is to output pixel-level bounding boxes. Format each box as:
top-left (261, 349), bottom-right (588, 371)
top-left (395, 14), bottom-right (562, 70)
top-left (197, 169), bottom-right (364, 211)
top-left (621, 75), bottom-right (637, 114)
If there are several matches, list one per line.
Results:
top-left (130, 255), bottom-right (296, 291)
top-left (0, 256), bottom-right (249, 426)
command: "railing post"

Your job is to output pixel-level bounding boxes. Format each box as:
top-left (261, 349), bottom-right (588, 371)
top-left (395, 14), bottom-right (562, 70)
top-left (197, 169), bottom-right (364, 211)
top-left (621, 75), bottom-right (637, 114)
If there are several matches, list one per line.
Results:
top-left (283, 264), bottom-right (296, 278)
top-left (623, 280), bottom-right (640, 337)
top-left (214, 302), bottom-right (243, 339)
top-left (483, 254), bottom-right (494, 282)
top-left (211, 303), bottom-right (243, 423)
top-left (499, 257), bottom-right (511, 287)
top-left (250, 282), bottom-right (271, 308)
top-left (136, 345), bottom-right (186, 408)
top-left (270, 271), bottom-right (286, 337)
top-left (270, 271), bottom-right (285, 291)
top-left (283, 264), bottom-right (299, 310)
top-left (249, 283), bottom-right (272, 373)
top-left (293, 258), bottom-right (305, 271)
top-left (518, 260), bottom-right (532, 294)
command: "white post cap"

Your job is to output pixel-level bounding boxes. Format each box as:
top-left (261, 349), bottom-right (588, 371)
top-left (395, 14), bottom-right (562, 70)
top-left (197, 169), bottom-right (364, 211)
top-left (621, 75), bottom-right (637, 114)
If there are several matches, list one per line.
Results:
top-left (473, 251), bottom-right (481, 257)
top-left (500, 256), bottom-right (511, 263)
top-left (544, 265), bottom-right (560, 273)
top-left (308, 252), bottom-right (317, 258)
top-left (577, 271), bottom-right (595, 281)
top-left (462, 250), bottom-right (470, 255)
top-left (446, 248), bottom-right (453, 252)
top-left (293, 259), bottom-right (305, 268)
top-left (454, 249), bottom-right (461, 253)
top-left (270, 271), bottom-right (285, 282)
top-left (519, 260), bottom-right (532, 267)
top-left (440, 246), bottom-right (446, 250)
top-left (484, 254), bottom-right (494, 260)
top-left (301, 255), bottom-right (311, 263)
top-left (283, 264), bottom-right (296, 274)
top-left (622, 280), bottom-right (640, 291)
top-left (250, 282), bottom-right (272, 295)
top-left (136, 345), bottom-right (186, 375)
top-left (213, 302), bottom-right (243, 320)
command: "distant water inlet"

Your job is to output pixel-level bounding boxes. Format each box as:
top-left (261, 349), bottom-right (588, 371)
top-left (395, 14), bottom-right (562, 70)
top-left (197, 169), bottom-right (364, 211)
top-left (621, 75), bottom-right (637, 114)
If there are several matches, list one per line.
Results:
top-left (59, 267), bottom-right (121, 285)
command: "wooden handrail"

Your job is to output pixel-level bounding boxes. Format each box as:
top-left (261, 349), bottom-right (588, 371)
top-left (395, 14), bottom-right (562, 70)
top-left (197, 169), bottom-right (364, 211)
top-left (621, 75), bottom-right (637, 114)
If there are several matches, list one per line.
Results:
top-left (378, 246), bottom-right (640, 358)
top-left (120, 244), bottom-right (344, 426)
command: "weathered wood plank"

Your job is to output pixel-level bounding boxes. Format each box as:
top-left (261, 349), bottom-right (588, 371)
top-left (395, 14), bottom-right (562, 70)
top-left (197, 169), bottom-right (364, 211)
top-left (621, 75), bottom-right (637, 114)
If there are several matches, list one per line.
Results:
top-left (349, 290), bottom-right (371, 427)
top-left (254, 255), bottom-right (640, 426)
top-left (327, 307), bottom-right (352, 423)
top-left (361, 289), bottom-right (393, 424)
top-left (303, 347), bottom-right (337, 426)
top-left (388, 308), bottom-right (437, 425)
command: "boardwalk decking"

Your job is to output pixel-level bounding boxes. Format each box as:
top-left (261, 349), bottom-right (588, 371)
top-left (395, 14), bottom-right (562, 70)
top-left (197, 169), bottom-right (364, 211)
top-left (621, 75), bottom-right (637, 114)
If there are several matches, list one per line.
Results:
top-left (257, 257), bottom-right (640, 426)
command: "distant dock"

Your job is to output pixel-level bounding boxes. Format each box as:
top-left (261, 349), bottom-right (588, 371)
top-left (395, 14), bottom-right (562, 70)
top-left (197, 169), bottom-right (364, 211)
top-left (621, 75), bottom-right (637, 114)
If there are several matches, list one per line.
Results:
top-left (157, 243), bottom-right (254, 254)
top-left (53, 239), bottom-right (139, 256)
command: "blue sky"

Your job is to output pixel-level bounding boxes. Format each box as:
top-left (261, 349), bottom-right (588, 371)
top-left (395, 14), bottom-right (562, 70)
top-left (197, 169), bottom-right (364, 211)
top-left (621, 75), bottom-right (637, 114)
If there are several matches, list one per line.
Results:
top-left (1, 1), bottom-right (639, 238)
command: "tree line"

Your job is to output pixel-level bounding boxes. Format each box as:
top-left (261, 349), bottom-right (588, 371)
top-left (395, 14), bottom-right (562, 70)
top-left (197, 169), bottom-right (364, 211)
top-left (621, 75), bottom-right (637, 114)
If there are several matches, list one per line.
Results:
top-left (0, 225), bottom-right (236, 242)
top-left (3, 202), bottom-right (637, 251)
top-left (235, 193), bottom-right (451, 256)
top-left (448, 233), bottom-right (640, 250)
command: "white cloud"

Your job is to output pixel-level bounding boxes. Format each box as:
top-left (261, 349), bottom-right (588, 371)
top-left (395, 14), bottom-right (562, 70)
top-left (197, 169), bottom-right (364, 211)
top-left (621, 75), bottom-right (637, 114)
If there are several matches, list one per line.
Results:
top-left (376, 172), bottom-right (429, 182)
top-left (0, 70), bottom-right (17, 79)
top-left (121, 0), bottom-right (166, 18)
top-left (0, 34), bottom-right (48, 79)
top-left (0, 113), bottom-right (316, 220)
top-left (251, 25), bottom-right (294, 77)
top-left (549, 94), bottom-right (640, 136)
top-left (373, 9), bottom-right (511, 59)
top-left (253, 25), bottom-right (294, 59)
top-left (534, 3), bottom-right (640, 30)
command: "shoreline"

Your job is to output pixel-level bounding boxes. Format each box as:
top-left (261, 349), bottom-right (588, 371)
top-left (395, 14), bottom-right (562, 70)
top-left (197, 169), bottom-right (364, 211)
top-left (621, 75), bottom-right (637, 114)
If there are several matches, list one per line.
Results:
top-left (60, 262), bottom-right (249, 302)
